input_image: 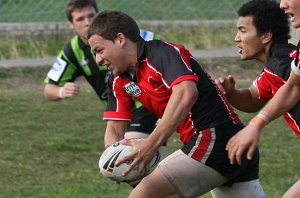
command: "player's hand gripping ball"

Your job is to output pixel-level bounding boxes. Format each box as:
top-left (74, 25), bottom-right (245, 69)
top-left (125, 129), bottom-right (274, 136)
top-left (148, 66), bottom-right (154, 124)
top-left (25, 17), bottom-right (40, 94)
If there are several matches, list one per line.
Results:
top-left (99, 141), bottom-right (160, 182)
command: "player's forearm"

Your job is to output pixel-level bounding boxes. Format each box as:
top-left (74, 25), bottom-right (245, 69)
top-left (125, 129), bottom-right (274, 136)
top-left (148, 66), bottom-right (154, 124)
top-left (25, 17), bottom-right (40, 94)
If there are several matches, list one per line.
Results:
top-left (225, 88), bottom-right (262, 112)
top-left (44, 84), bottom-right (62, 101)
top-left (104, 120), bottom-right (127, 148)
top-left (147, 81), bottom-right (198, 149)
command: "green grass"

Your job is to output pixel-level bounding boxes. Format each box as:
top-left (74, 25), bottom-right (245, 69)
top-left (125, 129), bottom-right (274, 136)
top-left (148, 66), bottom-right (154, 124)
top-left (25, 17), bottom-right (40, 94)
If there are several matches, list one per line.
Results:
top-left (0, 66), bottom-right (132, 198)
top-left (0, 62), bottom-right (299, 198)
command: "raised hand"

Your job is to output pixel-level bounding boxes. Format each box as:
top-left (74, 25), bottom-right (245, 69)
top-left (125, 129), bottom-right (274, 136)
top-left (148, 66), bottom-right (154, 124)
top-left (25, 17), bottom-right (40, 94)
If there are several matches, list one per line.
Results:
top-left (215, 75), bottom-right (236, 95)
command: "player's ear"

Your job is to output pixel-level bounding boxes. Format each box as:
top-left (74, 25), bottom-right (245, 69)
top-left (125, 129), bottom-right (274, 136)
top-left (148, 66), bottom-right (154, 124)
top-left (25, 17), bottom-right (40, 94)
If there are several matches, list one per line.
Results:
top-left (116, 33), bottom-right (126, 47)
top-left (262, 31), bottom-right (272, 44)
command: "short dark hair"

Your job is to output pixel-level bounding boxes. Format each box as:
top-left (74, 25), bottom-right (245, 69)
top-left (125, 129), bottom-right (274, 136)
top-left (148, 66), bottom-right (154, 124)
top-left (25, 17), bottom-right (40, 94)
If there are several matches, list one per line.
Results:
top-left (87, 10), bottom-right (140, 42)
top-left (65, 0), bottom-right (98, 22)
top-left (238, 0), bottom-right (290, 41)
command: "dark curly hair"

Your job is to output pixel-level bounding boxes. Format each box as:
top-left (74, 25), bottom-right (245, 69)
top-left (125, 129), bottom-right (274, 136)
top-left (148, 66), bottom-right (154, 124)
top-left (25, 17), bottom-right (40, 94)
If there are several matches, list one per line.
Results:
top-left (238, 0), bottom-right (290, 41)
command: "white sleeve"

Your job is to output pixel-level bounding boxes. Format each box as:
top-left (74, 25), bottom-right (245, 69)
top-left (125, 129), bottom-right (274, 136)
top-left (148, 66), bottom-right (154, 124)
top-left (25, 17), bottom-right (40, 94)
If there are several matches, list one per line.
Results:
top-left (291, 59), bottom-right (300, 76)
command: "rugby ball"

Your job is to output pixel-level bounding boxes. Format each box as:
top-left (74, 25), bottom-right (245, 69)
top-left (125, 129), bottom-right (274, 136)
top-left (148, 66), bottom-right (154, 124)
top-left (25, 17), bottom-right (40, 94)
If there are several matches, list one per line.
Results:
top-left (99, 141), bottom-right (161, 182)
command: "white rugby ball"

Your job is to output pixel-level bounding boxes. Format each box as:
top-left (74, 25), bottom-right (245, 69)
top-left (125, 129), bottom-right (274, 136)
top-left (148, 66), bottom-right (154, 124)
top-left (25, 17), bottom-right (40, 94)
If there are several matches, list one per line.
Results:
top-left (99, 141), bottom-right (160, 182)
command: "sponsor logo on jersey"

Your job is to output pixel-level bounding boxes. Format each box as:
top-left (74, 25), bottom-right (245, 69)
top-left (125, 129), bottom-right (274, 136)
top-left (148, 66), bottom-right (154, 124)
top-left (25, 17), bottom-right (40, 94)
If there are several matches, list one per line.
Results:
top-left (123, 82), bottom-right (141, 97)
top-left (47, 57), bottom-right (67, 82)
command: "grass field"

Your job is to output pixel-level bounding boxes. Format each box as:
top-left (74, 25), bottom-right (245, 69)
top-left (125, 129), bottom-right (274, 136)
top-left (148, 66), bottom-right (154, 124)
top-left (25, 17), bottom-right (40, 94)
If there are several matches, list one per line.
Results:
top-left (0, 58), bottom-right (299, 198)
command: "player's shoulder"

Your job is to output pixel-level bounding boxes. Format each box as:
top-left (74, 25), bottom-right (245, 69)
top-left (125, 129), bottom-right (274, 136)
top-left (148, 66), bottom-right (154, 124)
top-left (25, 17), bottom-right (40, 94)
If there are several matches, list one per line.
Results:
top-left (271, 42), bottom-right (296, 58)
top-left (58, 35), bottom-right (83, 62)
top-left (269, 42), bottom-right (295, 63)
top-left (145, 40), bottom-right (171, 60)
top-left (147, 40), bottom-right (189, 58)
top-left (147, 39), bottom-right (177, 50)
top-left (267, 42), bottom-right (295, 79)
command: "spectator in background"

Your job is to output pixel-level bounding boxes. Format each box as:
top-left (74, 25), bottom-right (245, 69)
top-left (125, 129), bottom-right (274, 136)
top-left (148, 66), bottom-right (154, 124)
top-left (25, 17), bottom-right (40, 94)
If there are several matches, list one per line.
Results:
top-left (87, 9), bottom-right (265, 198)
top-left (43, 0), bottom-right (167, 185)
top-left (215, 0), bottom-right (300, 197)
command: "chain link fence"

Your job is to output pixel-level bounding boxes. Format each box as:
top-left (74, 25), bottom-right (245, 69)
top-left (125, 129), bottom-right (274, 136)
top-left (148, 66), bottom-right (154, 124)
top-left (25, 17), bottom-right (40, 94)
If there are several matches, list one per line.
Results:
top-left (0, 0), bottom-right (248, 22)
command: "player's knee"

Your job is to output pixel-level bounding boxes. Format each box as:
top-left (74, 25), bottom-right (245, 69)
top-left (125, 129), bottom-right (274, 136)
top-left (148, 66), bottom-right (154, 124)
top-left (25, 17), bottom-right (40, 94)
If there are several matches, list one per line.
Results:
top-left (128, 176), bottom-right (153, 198)
top-left (130, 168), bottom-right (178, 198)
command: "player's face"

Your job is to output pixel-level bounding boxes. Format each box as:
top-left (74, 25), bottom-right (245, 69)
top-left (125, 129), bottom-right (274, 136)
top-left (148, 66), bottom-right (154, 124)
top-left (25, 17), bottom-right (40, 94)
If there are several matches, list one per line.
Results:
top-left (70, 6), bottom-right (96, 44)
top-left (89, 34), bottom-right (132, 76)
top-left (280, 0), bottom-right (300, 28)
top-left (235, 16), bottom-right (266, 62)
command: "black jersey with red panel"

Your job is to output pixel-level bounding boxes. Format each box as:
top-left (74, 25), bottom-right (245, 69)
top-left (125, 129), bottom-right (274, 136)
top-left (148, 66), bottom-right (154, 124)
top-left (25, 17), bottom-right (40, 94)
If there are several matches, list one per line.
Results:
top-left (254, 41), bottom-right (300, 138)
top-left (104, 38), bottom-right (241, 143)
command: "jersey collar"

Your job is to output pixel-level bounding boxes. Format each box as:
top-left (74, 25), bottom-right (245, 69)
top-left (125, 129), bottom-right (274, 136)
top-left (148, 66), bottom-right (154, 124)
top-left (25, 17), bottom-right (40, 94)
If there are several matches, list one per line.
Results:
top-left (269, 40), bottom-right (291, 58)
top-left (77, 35), bottom-right (91, 51)
top-left (136, 36), bottom-right (147, 69)
top-left (119, 37), bottom-right (145, 81)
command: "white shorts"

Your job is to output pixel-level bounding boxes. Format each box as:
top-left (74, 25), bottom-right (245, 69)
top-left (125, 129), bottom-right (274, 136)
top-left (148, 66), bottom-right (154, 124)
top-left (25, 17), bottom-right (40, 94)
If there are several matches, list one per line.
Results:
top-left (211, 180), bottom-right (266, 198)
top-left (158, 150), bottom-right (265, 198)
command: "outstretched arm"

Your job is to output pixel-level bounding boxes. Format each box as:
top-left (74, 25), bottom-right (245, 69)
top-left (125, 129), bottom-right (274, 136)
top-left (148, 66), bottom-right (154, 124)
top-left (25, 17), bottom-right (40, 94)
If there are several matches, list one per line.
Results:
top-left (226, 71), bottom-right (300, 165)
top-left (215, 75), bottom-right (267, 112)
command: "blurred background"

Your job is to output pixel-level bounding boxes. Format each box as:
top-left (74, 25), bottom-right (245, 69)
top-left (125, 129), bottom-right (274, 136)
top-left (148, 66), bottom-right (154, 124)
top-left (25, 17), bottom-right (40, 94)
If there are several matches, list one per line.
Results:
top-left (0, 0), bottom-right (243, 22)
top-left (1, 1), bottom-right (299, 198)
top-left (0, 0), bottom-right (299, 60)
top-left (0, 0), bottom-right (249, 61)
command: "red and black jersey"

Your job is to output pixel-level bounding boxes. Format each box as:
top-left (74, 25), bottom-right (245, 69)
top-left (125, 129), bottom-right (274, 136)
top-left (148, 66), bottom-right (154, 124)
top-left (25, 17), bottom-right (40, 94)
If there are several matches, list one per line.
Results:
top-left (291, 40), bottom-right (300, 76)
top-left (254, 41), bottom-right (300, 138)
top-left (104, 39), bottom-right (241, 143)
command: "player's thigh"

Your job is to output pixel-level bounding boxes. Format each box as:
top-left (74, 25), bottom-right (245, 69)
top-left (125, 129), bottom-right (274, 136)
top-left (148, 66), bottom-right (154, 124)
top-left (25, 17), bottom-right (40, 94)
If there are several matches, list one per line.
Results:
top-left (210, 179), bottom-right (265, 198)
top-left (158, 150), bottom-right (227, 198)
top-left (129, 167), bottom-right (179, 198)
